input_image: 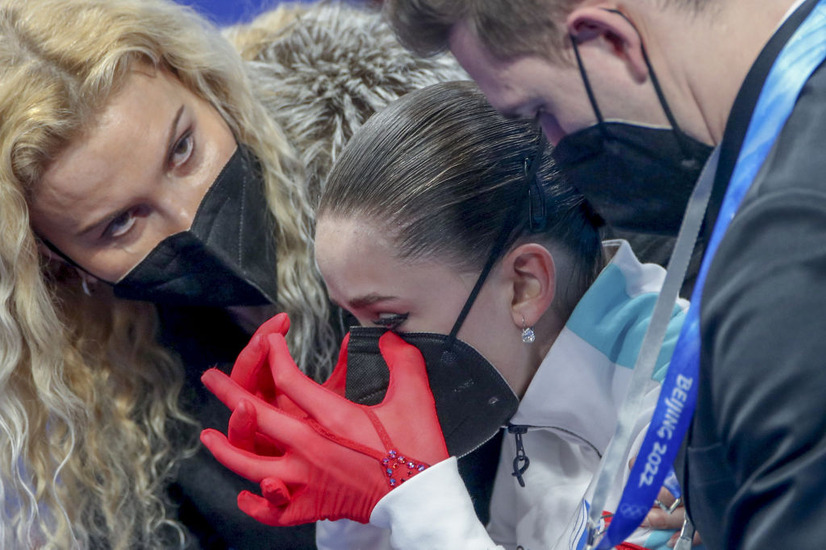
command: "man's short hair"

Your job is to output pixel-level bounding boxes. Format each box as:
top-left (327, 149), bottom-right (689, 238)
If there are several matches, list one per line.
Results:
top-left (384, 0), bottom-right (580, 63)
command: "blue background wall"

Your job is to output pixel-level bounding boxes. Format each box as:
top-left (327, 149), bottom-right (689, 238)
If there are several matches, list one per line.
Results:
top-left (175, 0), bottom-right (371, 26)
top-left (174, 0), bottom-right (286, 26)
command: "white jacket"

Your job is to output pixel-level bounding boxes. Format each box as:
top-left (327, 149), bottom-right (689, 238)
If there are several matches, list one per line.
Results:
top-left (317, 240), bottom-right (689, 550)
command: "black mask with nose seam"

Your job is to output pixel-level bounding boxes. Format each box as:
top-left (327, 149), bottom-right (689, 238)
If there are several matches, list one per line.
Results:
top-left (113, 146), bottom-right (279, 306)
top-left (46, 146), bottom-right (279, 307)
top-left (345, 326), bottom-right (519, 458)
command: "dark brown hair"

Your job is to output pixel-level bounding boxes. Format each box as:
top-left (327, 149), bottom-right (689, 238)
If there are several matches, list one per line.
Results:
top-left (319, 81), bottom-right (602, 312)
top-left (383, 0), bottom-right (579, 63)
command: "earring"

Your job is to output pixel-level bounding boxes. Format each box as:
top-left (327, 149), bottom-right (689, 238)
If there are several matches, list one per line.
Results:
top-left (521, 315), bottom-right (536, 344)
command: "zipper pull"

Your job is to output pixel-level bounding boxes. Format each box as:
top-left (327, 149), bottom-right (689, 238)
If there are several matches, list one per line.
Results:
top-left (508, 424), bottom-right (530, 487)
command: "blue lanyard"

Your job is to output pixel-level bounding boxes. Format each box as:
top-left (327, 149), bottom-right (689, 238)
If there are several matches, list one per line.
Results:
top-left (593, 2), bottom-right (826, 548)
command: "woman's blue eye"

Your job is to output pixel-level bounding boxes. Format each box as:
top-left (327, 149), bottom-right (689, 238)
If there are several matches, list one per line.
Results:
top-left (373, 313), bottom-right (409, 330)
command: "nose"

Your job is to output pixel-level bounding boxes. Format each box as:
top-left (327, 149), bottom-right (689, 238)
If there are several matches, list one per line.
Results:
top-left (157, 178), bottom-right (209, 234)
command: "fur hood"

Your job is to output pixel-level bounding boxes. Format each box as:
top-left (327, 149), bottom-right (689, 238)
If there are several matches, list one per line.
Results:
top-left (229, 2), bottom-right (468, 203)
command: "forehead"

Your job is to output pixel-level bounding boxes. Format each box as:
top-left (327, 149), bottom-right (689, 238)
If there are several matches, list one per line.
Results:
top-left (35, 68), bottom-right (192, 203)
top-left (447, 20), bottom-right (508, 90)
top-left (447, 20), bottom-right (560, 110)
top-left (315, 216), bottom-right (461, 299)
top-left (315, 216), bottom-right (397, 286)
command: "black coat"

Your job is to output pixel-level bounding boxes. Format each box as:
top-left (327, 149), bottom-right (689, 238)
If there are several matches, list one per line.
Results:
top-left (161, 306), bottom-right (318, 549)
top-left (160, 305), bottom-right (502, 549)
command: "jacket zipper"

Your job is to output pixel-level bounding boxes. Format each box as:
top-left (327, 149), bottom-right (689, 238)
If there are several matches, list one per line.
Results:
top-left (507, 423), bottom-right (531, 487)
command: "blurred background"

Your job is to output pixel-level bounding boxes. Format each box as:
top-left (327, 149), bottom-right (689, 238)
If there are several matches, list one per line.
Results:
top-left (174, 0), bottom-right (282, 25)
top-left (175, 0), bottom-right (376, 26)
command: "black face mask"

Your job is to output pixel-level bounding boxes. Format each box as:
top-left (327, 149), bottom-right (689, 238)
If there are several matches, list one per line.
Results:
top-left (342, 152), bottom-right (551, 457)
top-left (47, 146), bottom-right (279, 307)
top-left (344, 326), bottom-right (519, 457)
top-left (113, 147), bottom-right (278, 306)
top-left (553, 26), bottom-right (713, 235)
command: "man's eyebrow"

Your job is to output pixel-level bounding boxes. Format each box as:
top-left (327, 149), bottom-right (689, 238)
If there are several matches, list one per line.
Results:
top-left (500, 109), bottom-right (525, 121)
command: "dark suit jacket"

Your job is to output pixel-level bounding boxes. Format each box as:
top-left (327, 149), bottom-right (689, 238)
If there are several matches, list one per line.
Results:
top-left (682, 1), bottom-right (826, 547)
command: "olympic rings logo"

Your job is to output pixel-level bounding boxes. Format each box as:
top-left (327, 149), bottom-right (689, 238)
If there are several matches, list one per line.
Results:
top-left (618, 504), bottom-right (649, 519)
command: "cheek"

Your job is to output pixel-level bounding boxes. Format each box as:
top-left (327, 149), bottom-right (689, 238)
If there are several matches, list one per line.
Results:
top-left (83, 243), bottom-right (159, 282)
top-left (454, 287), bottom-right (514, 360)
top-left (457, 313), bottom-right (526, 395)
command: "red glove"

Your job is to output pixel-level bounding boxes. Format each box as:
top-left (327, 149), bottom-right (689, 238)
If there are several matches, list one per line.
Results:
top-left (226, 312), bottom-right (349, 455)
top-left (223, 312), bottom-right (288, 456)
top-left (200, 330), bottom-right (449, 526)
top-left (228, 312), bottom-right (290, 404)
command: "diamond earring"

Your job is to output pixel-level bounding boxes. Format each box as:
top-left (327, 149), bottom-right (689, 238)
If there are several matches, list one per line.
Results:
top-left (521, 316), bottom-right (535, 344)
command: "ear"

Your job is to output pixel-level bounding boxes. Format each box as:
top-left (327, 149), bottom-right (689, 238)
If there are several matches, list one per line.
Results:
top-left (36, 238), bottom-right (101, 288)
top-left (566, 6), bottom-right (648, 82)
top-left (502, 243), bottom-right (556, 328)
top-left (36, 238), bottom-right (76, 269)
top-left (36, 238), bottom-right (63, 263)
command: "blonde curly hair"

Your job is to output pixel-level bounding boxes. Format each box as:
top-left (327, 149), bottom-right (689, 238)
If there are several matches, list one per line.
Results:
top-left (0, 0), bottom-right (332, 547)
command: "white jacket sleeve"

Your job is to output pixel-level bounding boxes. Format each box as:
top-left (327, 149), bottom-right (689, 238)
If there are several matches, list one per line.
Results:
top-left (316, 519), bottom-right (392, 550)
top-left (369, 457), bottom-right (503, 550)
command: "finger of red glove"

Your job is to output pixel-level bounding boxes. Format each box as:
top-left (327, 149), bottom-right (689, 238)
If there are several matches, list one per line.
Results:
top-left (201, 428), bottom-right (282, 482)
top-left (227, 399), bottom-right (258, 452)
top-left (321, 332), bottom-right (351, 396)
top-left (376, 331), bottom-right (449, 463)
top-left (376, 330), bottom-right (434, 410)
top-left (264, 333), bottom-right (356, 420)
top-left (202, 368), bottom-right (317, 453)
top-left (230, 312), bottom-right (291, 399)
top-left (270, 331), bottom-right (352, 417)
top-left (260, 476), bottom-right (291, 505)
top-left (204, 368), bottom-right (279, 413)
top-left (227, 399), bottom-right (283, 456)
top-left (202, 421), bottom-right (313, 489)
top-left (237, 489), bottom-right (295, 526)
top-left (253, 312), bottom-right (291, 340)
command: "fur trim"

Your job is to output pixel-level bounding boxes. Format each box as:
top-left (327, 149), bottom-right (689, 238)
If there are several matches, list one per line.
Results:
top-left (240, 2), bottom-right (469, 204)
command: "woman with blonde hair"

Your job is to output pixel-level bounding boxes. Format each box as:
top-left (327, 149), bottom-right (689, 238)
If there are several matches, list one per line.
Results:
top-left (0, 0), bottom-right (465, 548)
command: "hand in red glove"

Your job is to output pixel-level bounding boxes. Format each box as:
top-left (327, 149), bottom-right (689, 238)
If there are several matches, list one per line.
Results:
top-left (200, 330), bottom-right (449, 526)
top-left (226, 312), bottom-right (350, 455)
top-left (222, 312), bottom-right (289, 456)
top-left (227, 312), bottom-right (290, 404)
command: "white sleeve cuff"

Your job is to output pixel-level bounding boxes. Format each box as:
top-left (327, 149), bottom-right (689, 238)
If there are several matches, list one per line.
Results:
top-left (370, 457), bottom-right (502, 550)
top-left (316, 518), bottom-right (392, 550)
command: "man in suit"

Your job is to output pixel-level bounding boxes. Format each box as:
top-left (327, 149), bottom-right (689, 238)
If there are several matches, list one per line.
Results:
top-left (383, 0), bottom-right (826, 548)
